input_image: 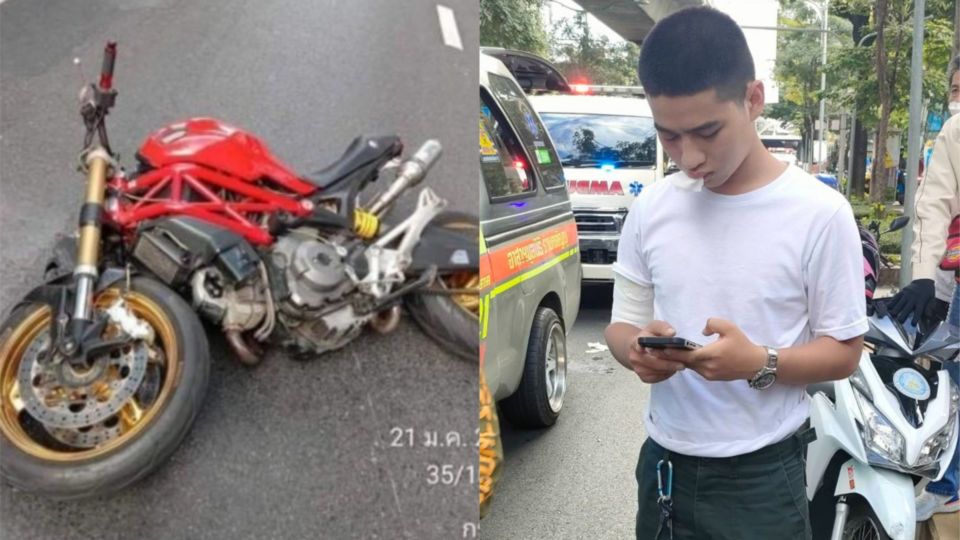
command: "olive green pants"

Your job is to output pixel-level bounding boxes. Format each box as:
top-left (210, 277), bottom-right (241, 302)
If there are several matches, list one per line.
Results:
top-left (635, 428), bottom-right (814, 540)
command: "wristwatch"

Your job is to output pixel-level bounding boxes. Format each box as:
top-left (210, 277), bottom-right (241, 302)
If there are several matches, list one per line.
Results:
top-left (748, 346), bottom-right (779, 390)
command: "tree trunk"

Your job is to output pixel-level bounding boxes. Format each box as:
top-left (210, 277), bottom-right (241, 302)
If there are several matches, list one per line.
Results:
top-left (837, 8), bottom-right (870, 199)
top-left (869, 0), bottom-right (890, 203)
top-left (852, 121), bottom-right (868, 199)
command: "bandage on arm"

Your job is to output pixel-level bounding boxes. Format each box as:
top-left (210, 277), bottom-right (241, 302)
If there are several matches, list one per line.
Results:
top-left (610, 271), bottom-right (654, 328)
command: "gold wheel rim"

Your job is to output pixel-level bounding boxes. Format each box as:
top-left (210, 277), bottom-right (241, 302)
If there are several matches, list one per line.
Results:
top-left (437, 218), bottom-right (480, 317)
top-left (442, 272), bottom-right (480, 316)
top-left (0, 289), bottom-right (180, 462)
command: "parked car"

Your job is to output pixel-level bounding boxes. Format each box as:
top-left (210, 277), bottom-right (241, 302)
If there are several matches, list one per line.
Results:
top-left (479, 49), bottom-right (580, 427)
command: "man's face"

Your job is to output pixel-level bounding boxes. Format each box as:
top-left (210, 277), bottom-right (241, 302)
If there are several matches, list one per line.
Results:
top-left (648, 82), bottom-right (763, 190)
top-left (950, 70), bottom-right (959, 103)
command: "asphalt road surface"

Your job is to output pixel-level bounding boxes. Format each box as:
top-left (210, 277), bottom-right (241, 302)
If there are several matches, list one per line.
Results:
top-left (480, 285), bottom-right (651, 540)
top-left (0, 1), bottom-right (478, 538)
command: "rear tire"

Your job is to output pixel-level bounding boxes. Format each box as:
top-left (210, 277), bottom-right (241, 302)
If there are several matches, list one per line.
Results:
top-left (500, 307), bottom-right (567, 428)
top-left (0, 277), bottom-right (210, 500)
top-left (405, 211), bottom-right (479, 363)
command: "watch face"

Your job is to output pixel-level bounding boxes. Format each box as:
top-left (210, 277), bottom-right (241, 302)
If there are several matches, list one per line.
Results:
top-left (754, 373), bottom-right (776, 390)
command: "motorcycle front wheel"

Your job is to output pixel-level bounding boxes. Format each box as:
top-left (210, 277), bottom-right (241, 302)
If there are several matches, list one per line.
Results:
top-left (0, 277), bottom-right (209, 499)
top-left (405, 211), bottom-right (479, 362)
top-left (842, 500), bottom-right (892, 540)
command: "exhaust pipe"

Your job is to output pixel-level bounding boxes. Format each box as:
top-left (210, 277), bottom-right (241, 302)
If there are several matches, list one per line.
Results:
top-left (366, 140), bottom-right (442, 216)
top-left (226, 330), bottom-right (262, 366)
top-left (369, 305), bottom-right (402, 334)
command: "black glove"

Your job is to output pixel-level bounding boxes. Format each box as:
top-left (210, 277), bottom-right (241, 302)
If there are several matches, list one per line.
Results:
top-left (924, 298), bottom-right (950, 326)
top-left (886, 279), bottom-right (936, 324)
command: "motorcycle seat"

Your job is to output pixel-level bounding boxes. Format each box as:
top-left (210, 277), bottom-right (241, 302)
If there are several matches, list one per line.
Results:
top-left (304, 135), bottom-right (402, 189)
top-left (806, 382), bottom-right (835, 402)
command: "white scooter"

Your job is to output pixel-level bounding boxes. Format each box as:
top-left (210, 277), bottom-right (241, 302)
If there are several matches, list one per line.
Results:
top-left (805, 219), bottom-right (959, 540)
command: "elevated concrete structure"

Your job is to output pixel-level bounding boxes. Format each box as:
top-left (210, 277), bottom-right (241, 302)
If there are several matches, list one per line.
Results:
top-left (576, 0), bottom-right (711, 44)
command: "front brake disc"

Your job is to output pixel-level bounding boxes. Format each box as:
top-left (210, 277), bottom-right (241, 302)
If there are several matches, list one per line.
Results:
top-left (47, 417), bottom-right (123, 448)
top-left (17, 331), bottom-right (149, 429)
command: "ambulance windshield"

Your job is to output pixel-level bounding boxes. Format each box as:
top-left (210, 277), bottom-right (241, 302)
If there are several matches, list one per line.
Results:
top-left (539, 113), bottom-right (657, 169)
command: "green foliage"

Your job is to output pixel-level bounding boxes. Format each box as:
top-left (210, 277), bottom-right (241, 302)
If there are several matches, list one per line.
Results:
top-left (851, 197), bottom-right (904, 254)
top-left (871, 201), bottom-right (887, 220)
top-left (479, 1), bottom-right (640, 86)
top-left (480, 0), bottom-right (550, 56)
top-left (771, 0), bottom-right (955, 174)
top-left (548, 14), bottom-right (641, 86)
top-left (823, 0), bottom-right (955, 131)
top-left (767, 1), bottom-right (853, 162)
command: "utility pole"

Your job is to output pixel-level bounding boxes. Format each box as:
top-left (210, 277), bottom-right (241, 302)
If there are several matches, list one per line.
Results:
top-left (837, 113), bottom-right (847, 187)
top-left (817, 0), bottom-right (829, 172)
top-left (846, 112), bottom-right (856, 197)
top-left (900, 0), bottom-right (925, 287)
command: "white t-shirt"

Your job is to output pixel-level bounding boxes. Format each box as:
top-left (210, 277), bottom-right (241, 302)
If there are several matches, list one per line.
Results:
top-left (612, 165), bottom-right (869, 457)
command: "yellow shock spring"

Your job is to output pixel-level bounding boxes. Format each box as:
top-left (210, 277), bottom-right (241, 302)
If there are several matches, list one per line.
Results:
top-left (353, 209), bottom-right (380, 239)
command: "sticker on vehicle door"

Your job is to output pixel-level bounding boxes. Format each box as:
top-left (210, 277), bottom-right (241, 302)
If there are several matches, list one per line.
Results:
top-left (480, 118), bottom-right (499, 158)
top-left (537, 148), bottom-right (552, 164)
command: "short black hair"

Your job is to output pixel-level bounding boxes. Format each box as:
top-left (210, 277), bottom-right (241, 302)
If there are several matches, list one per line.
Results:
top-left (639, 7), bottom-right (755, 102)
top-left (950, 55), bottom-right (960, 87)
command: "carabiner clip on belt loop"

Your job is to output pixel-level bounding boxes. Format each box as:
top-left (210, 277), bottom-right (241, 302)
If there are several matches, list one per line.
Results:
top-left (655, 453), bottom-right (675, 540)
top-left (656, 456), bottom-right (673, 502)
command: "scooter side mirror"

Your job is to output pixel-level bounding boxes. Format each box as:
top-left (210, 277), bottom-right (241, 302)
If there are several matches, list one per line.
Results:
top-left (886, 215), bottom-right (910, 234)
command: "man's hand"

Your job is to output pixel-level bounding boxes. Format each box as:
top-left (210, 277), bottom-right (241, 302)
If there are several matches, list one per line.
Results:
top-left (628, 321), bottom-right (687, 383)
top-left (656, 318), bottom-right (766, 381)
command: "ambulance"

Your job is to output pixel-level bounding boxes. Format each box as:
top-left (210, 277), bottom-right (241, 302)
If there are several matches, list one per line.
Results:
top-left (529, 88), bottom-right (665, 282)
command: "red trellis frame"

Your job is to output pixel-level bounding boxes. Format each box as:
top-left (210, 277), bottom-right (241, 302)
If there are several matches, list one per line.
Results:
top-left (105, 163), bottom-right (316, 246)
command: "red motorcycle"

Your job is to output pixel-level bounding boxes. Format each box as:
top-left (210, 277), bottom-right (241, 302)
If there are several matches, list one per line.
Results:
top-left (0, 43), bottom-right (478, 499)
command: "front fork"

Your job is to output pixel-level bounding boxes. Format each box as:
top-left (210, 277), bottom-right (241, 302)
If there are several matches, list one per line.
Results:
top-left (829, 496), bottom-right (850, 540)
top-left (64, 147), bottom-right (112, 354)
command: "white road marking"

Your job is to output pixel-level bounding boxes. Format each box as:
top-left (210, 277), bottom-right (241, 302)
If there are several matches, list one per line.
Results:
top-left (436, 5), bottom-right (462, 51)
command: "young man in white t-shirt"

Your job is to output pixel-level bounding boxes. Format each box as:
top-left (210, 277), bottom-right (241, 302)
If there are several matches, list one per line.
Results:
top-left (603, 8), bottom-right (868, 539)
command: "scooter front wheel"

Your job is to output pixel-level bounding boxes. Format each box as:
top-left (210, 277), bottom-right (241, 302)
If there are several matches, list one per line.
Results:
top-left (842, 500), bottom-right (892, 540)
top-left (0, 277), bottom-right (210, 499)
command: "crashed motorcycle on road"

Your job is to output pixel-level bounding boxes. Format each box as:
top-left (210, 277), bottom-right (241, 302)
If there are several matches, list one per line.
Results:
top-left (0, 43), bottom-right (478, 499)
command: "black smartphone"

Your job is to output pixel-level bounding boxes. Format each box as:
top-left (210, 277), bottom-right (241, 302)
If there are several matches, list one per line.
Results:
top-left (637, 336), bottom-right (701, 350)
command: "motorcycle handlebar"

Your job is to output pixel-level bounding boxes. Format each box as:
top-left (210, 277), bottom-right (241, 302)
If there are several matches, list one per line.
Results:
top-left (99, 42), bottom-right (117, 90)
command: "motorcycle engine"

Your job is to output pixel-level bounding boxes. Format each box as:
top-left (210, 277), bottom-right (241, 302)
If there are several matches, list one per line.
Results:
top-left (267, 230), bottom-right (369, 355)
top-left (270, 232), bottom-right (355, 309)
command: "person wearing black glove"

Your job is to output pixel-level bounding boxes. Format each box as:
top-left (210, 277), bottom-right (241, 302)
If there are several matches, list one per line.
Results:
top-left (908, 56), bottom-right (960, 523)
top-left (885, 278), bottom-right (948, 324)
